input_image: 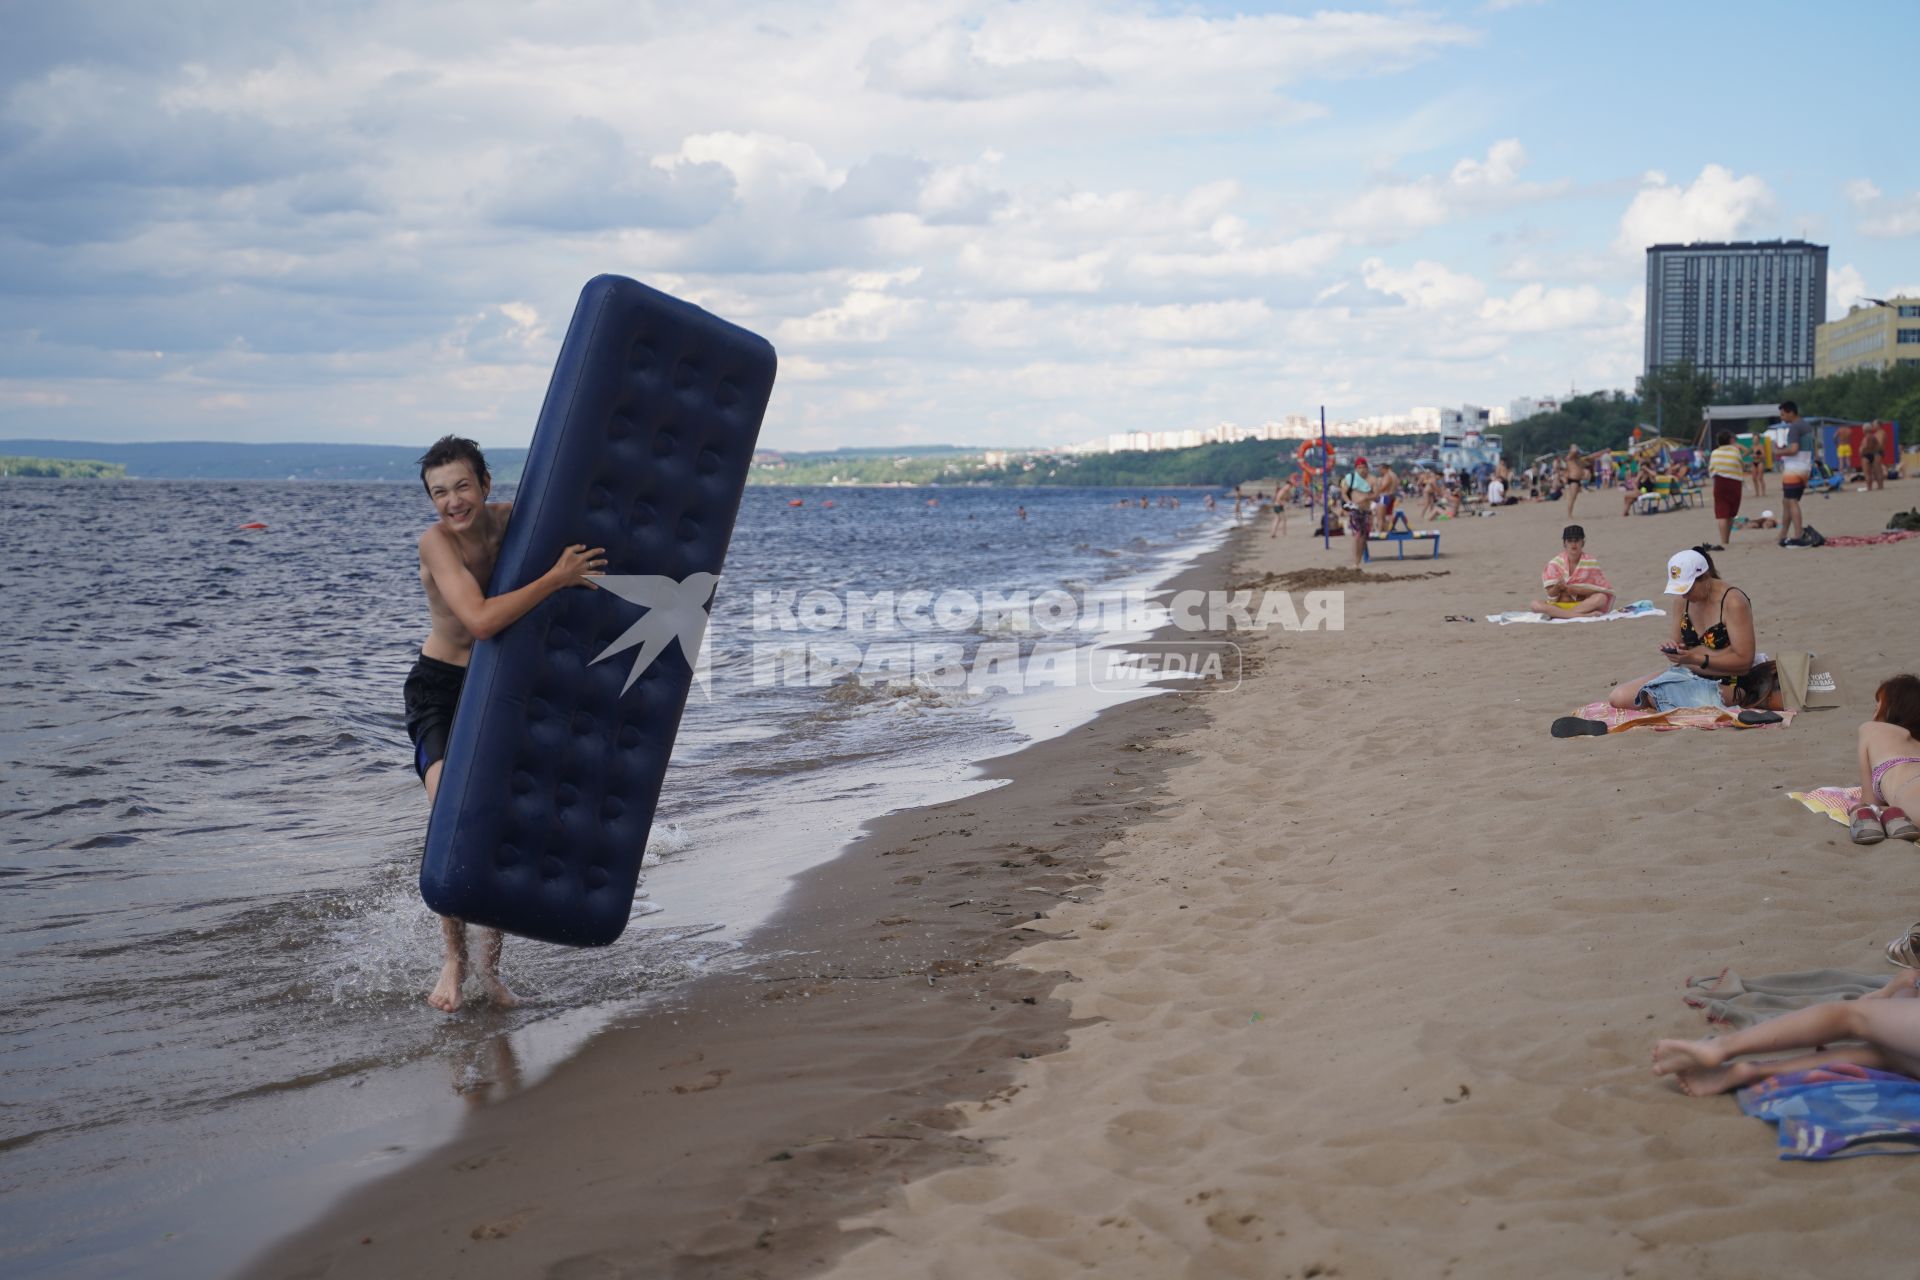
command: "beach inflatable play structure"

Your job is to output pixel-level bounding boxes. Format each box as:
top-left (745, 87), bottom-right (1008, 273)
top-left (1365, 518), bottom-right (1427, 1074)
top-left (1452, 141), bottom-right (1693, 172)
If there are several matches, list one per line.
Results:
top-left (420, 275), bottom-right (777, 946)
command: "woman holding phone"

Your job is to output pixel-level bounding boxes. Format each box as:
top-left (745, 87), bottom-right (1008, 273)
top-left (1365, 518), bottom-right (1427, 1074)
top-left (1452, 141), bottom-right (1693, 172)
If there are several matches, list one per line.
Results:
top-left (1607, 547), bottom-right (1755, 711)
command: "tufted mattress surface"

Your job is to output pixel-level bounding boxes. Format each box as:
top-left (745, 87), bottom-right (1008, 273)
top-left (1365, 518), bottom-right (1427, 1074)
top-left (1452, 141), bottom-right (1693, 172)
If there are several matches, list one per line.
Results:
top-left (420, 275), bottom-right (776, 946)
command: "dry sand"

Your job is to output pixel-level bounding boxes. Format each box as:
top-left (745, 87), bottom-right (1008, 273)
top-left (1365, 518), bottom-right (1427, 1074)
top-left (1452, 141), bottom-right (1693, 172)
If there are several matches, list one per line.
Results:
top-left (824, 478), bottom-right (1920, 1279)
top-left (251, 475), bottom-right (1920, 1279)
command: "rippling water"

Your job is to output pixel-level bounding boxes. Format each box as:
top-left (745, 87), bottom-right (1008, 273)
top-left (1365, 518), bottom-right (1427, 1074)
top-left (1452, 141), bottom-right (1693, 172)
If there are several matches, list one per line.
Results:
top-left (0, 476), bottom-right (1225, 1275)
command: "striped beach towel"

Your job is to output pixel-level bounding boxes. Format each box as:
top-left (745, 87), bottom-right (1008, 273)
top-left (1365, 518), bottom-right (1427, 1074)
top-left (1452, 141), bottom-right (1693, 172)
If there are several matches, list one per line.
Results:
top-left (1789, 785), bottom-right (1861, 826)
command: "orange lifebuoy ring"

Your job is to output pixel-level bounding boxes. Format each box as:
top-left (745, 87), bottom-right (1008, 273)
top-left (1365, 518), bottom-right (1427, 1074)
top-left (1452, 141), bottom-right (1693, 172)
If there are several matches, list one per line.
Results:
top-left (1295, 439), bottom-right (1333, 476)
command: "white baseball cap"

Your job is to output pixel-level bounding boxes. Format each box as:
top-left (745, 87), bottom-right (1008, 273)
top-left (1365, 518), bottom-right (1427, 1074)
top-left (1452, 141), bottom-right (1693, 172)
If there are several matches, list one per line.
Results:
top-left (1664, 548), bottom-right (1710, 595)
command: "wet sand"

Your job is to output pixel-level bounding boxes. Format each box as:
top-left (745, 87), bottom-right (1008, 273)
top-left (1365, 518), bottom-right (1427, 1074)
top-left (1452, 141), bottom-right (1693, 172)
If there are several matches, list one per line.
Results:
top-left (252, 476), bottom-right (1920, 1278)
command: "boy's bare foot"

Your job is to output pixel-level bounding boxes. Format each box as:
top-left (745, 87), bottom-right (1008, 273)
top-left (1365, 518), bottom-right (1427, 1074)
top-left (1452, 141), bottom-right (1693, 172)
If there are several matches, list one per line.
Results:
top-left (429, 959), bottom-right (466, 1012)
top-left (1651, 1038), bottom-right (1725, 1078)
top-left (479, 972), bottom-right (521, 1008)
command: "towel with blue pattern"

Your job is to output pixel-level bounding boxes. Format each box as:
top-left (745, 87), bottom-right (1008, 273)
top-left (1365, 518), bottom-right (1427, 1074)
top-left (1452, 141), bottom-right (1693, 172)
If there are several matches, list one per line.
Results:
top-left (1737, 1064), bottom-right (1920, 1159)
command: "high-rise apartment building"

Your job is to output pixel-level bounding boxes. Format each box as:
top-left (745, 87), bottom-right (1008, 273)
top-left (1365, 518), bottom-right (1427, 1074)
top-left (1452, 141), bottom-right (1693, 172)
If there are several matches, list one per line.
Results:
top-left (1644, 240), bottom-right (1827, 385)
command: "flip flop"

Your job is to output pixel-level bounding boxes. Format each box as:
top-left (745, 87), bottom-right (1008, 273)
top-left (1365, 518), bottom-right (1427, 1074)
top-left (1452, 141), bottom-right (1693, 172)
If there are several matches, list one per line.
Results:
top-left (1851, 805), bottom-right (1888, 845)
top-left (1735, 709), bottom-right (1783, 726)
top-left (1551, 716), bottom-right (1609, 738)
top-left (1882, 807), bottom-right (1920, 842)
top-left (1888, 923), bottom-right (1920, 969)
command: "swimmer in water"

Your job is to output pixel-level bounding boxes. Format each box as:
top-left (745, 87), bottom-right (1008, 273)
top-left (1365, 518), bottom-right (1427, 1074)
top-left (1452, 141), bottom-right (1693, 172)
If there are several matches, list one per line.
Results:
top-left (408, 436), bottom-right (604, 1012)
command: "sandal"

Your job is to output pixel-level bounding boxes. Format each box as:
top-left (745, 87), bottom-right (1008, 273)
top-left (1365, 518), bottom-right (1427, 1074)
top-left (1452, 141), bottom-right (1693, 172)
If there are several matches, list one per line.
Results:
top-left (1883, 807), bottom-right (1920, 842)
top-left (1851, 804), bottom-right (1888, 845)
top-left (1735, 709), bottom-right (1783, 726)
top-left (1888, 923), bottom-right (1920, 969)
top-left (1551, 716), bottom-right (1609, 738)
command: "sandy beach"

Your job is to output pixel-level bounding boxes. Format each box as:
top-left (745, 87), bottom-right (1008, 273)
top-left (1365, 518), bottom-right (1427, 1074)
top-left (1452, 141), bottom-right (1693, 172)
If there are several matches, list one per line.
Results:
top-left (252, 475), bottom-right (1920, 1278)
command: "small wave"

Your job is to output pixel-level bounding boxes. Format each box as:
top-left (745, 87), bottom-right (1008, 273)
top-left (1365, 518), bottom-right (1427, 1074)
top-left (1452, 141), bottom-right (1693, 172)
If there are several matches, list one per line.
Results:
top-left (68, 833), bottom-right (141, 850)
top-left (818, 674), bottom-right (994, 713)
top-left (644, 821), bottom-right (692, 865)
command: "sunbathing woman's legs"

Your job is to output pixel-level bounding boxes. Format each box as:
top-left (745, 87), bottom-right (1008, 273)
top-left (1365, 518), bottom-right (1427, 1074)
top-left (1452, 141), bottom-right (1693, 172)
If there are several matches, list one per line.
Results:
top-left (1653, 997), bottom-right (1920, 1096)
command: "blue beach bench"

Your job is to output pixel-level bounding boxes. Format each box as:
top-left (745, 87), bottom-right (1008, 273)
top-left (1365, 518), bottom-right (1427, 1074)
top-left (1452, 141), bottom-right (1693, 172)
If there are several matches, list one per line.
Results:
top-left (1366, 528), bottom-right (1441, 559)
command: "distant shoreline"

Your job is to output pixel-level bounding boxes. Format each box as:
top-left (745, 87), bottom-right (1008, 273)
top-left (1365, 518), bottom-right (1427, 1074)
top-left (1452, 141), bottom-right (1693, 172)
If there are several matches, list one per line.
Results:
top-left (0, 437), bottom-right (1338, 489)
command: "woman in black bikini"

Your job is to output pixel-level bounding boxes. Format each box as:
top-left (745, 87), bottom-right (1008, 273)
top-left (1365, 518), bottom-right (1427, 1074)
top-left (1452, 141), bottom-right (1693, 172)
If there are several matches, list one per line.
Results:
top-left (1608, 547), bottom-right (1754, 711)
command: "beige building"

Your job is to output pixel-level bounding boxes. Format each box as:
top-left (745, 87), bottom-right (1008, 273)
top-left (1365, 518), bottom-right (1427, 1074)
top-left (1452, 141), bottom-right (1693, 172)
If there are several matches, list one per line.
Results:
top-left (1815, 296), bottom-right (1920, 376)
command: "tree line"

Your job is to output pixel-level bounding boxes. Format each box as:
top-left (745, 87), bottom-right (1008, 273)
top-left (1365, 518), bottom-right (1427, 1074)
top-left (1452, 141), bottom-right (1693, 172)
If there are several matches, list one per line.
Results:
top-left (1504, 361), bottom-right (1920, 463)
top-left (0, 455), bottom-right (127, 478)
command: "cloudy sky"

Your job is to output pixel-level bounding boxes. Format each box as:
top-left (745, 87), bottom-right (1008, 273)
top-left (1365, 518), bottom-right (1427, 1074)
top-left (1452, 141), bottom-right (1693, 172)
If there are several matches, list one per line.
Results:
top-left (2, 0), bottom-right (1914, 451)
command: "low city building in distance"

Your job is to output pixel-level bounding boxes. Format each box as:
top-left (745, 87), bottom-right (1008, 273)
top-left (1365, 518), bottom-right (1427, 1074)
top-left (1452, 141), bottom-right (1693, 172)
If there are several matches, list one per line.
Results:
top-left (1816, 296), bottom-right (1920, 376)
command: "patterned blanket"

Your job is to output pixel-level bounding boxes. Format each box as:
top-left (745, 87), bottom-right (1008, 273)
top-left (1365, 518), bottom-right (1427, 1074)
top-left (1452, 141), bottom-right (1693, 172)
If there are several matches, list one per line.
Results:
top-left (1570, 700), bottom-right (1794, 732)
top-left (1739, 1065), bottom-right (1920, 1160)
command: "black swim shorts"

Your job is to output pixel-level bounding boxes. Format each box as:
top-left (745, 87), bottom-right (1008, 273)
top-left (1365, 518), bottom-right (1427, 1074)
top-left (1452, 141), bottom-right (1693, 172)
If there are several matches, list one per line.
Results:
top-left (403, 653), bottom-right (467, 780)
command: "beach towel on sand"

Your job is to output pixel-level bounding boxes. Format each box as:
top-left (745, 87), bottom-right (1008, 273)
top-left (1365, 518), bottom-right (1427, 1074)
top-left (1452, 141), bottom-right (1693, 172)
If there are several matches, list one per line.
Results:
top-left (1738, 1065), bottom-right (1920, 1160)
top-left (1790, 785), bottom-right (1862, 826)
top-left (1569, 700), bottom-right (1795, 733)
top-left (1815, 531), bottom-right (1920, 548)
top-left (1487, 600), bottom-right (1663, 625)
top-left (1684, 967), bottom-right (1887, 1029)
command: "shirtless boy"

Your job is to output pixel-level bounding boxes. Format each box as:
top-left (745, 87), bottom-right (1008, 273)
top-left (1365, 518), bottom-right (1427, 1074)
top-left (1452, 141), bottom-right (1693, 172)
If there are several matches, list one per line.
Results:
top-left (407, 436), bottom-right (604, 1012)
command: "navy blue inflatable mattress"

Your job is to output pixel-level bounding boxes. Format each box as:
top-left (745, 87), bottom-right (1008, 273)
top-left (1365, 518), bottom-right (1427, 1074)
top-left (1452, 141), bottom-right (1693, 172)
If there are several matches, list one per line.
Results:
top-left (421, 275), bottom-right (776, 946)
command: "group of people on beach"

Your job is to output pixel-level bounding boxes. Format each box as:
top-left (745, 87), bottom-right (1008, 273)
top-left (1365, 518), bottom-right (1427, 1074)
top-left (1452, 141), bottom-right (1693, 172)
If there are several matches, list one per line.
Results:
top-left (1515, 434), bottom-right (1920, 1096)
top-left (1653, 671), bottom-right (1920, 1095)
top-left (1520, 511), bottom-right (1920, 1098)
top-left (1267, 400), bottom-right (1901, 582)
top-left (1492, 417), bottom-right (1920, 1098)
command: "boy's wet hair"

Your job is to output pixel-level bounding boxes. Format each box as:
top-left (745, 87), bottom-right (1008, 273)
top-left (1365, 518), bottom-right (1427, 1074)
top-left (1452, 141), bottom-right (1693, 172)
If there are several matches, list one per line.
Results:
top-left (1877, 674), bottom-right (1920, 737)
top-left (417, 435), bottom-right (491, 495)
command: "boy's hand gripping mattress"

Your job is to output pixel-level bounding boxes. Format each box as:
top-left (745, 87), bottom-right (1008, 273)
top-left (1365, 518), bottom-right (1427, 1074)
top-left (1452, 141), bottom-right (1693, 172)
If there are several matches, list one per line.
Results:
top-left (420, 275), bottom-right (776, 946)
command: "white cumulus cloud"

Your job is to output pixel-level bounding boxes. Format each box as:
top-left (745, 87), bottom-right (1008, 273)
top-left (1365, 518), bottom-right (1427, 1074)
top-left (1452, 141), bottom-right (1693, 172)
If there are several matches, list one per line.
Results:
top-left (1613, 164), bottom-right (1773, 256)
top-left (1844, 178), bottom-right (1920, 239)
top-left (1361, 258), bottom-right (1486, 310)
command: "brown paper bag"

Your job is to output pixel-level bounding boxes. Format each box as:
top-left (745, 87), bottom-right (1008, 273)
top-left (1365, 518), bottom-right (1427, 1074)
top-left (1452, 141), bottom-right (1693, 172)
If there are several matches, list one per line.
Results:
top-left (1778, 652), bottom-right (1844, 710)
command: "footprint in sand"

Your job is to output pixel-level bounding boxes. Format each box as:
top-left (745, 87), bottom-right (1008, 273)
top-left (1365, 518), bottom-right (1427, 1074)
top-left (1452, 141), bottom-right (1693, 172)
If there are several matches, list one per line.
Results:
top-left (469, 1209), bottom-right (534, 1240)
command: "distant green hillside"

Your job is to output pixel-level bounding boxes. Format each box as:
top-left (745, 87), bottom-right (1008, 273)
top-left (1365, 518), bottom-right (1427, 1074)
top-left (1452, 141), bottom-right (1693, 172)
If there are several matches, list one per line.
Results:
top-left (0, 454), bottom-right (126, 478)
top-left (0, 440), bottom-right (528, 483)
top-left (749, 435), bottom-right (1433, 488)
